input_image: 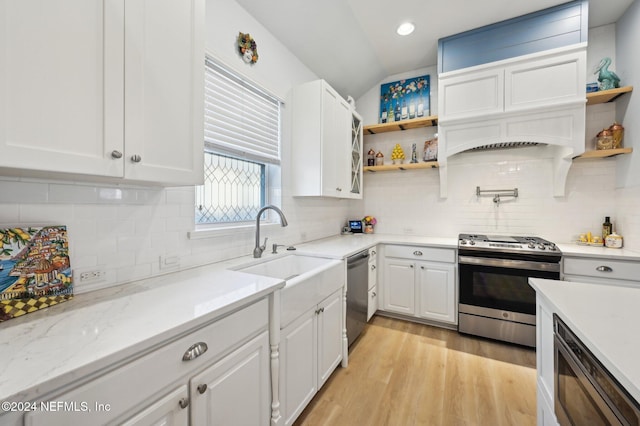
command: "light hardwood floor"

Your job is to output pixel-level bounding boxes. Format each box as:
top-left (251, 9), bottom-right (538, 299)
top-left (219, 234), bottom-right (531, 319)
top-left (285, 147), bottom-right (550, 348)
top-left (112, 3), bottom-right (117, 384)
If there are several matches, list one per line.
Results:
top-left (294, 315), bottom-right (537, 426)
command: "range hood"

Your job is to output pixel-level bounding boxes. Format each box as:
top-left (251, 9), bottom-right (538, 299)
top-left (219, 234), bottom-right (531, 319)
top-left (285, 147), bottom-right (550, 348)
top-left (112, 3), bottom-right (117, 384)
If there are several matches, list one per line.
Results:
top-left (437, 44), bottom-right (587, 198)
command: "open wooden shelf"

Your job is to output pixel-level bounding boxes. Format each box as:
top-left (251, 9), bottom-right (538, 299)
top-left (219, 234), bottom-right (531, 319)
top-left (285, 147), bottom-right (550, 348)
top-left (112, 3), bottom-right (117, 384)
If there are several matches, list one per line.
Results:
top-left (574, 147), bottom-right (633, 159)
top-left (364, 161), bottom-right (439, 172)
top-left (363, 115), bottom-right (438, 135)
top-left (586, 86), bottom-right (633, 106)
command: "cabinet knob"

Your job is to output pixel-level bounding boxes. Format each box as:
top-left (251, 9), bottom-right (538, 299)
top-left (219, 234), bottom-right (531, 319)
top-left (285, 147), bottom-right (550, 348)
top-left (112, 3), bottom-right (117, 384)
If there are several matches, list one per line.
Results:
top-left (197, 384), bottom-right (208, 394)
top-left (371, 250), bottom-right (376, 256)
top-left (420, 266), bottom-right (425, 270)
top-left (111, 150), bottom-right (123, 159)
top-left (130, 154), bottom-right (142, 163)
top-left (410, 264), bottom-right (414, 268)
top-left (413, 250), bottom-right (423, 256)
top-left (371, 292), bottom-right (376, 297)
top-left (596, 265), bottom-right (613, 272)
top-left (182, 342), bottom-right (208, 361)
top-left (336, 187), bottom-right (342, 192)
top-left (178, 398), bottom-right (189, 409)
top-left (371, 264), bottom-right (376, 270)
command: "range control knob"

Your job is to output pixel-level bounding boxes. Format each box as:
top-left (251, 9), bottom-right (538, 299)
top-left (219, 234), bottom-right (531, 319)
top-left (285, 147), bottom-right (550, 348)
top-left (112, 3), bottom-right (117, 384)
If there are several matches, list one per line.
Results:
top-left (460, 239), bottom-right (467, 245)
top-left (547, 245), bottom-right (556, 251)
top-left (468, 240), bottom-right (475, 245)
top-left (537, 244), bottom-right (546, 250)
top-left (528, 243), bottom-right (535, 249)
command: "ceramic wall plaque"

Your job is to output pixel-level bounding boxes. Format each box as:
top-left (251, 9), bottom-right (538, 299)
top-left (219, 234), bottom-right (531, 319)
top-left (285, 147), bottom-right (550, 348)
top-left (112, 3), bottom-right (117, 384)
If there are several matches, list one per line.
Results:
top-left (0, 226), bottom-right (73, 322)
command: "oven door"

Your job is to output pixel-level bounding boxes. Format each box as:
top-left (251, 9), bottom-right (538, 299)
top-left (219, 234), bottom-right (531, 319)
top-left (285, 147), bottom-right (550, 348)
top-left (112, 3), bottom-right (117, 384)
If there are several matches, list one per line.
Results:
top-left (554, 334), bottom-right (620, 425)
top-left (458, 256), bottom-right (560, 316)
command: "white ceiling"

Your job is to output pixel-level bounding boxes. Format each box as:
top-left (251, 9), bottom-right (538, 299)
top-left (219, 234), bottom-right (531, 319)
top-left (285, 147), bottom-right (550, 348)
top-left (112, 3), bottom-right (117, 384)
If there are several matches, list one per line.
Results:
top-left (235, 0), bottom-right (634, 99)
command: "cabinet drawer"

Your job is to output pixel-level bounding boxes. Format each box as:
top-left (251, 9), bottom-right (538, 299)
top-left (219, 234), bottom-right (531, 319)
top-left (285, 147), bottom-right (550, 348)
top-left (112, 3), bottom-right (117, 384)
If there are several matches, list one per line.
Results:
top-left (25, 298), bottom-right (268, 425)
top-left (563, 257), bottom-right (640, 283)
top-left (385, 245), bottom-right (455, 263)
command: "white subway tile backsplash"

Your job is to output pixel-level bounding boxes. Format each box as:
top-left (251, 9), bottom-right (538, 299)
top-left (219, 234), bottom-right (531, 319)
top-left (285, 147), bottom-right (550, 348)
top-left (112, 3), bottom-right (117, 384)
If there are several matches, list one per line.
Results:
top-left (0, 181), bottom-right (49, 203)
top-left (49, 184), bottom-right (98, 203)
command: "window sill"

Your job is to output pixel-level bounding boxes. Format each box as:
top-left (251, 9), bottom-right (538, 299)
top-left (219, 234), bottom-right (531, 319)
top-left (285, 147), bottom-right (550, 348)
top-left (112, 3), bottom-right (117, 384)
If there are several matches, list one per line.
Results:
top-left (188, 222), bottom-right (280, 240)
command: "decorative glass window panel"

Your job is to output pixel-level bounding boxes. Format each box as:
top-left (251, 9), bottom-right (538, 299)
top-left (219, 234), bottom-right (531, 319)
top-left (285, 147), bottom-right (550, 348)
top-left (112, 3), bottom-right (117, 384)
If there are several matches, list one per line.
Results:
top-left (196, 153), bottom-right (265, 224)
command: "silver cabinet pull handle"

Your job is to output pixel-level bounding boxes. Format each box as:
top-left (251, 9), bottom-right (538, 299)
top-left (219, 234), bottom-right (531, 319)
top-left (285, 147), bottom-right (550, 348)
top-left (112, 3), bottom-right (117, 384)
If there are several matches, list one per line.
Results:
top-left (182, 342), bottom-right (208, 361)
top-left (178, 398), bottom-right (189, 409)
top-left (596, 265), bottom-right (613, 272)
top-left (111, 150), bottom-right (123, 159)
top-left (131, 154), bottom-right (142, 163)
top-left (336, 187), bottom-right (342, 191)
top-left (413, 250), bottom-right (423, 256)
top-left (197, 384), bottom-right (208, 394)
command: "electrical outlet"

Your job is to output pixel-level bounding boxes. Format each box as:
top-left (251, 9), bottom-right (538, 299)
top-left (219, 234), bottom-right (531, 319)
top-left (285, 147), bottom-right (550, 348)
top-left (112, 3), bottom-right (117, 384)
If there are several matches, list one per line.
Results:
top-left (76, 268), bottom-right (107, 283)
top-left (159, 255), bottom-right (180, 270)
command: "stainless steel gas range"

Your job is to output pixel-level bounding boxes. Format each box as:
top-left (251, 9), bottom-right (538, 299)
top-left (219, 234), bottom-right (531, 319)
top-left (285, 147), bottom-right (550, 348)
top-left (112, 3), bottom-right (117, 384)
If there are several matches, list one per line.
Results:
top-left (457, 234), bottom-right (562, 347)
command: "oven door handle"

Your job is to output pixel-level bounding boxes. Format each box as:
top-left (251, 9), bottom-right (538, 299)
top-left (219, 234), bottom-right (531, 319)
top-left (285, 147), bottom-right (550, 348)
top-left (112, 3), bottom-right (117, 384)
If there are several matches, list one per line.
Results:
top-left (459, 256), bottom-right (560, 272)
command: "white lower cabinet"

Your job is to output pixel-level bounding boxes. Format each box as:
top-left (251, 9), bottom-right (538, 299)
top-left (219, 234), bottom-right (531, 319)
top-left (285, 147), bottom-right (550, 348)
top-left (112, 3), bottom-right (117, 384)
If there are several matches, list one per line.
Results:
top-left (382, 258), bottom-right (416, 315)
top-left (190, 332), bottom-right (270, 426)
top-left (536, 294), bottom-right (559, 426)
top-left (367, 286), bottom-right (378, 321)
top-left (23, 298), bottom-right (271, 426)
top-left (281, 288), bottom-right (343, 426)
top-left (381, 245), bottom-right (457, 325)
top-left (563, 256), bottom-right (640, 286)
top-left (121, 386), bottom-right (189, 426)
top-left (367, 246), bottom-right (378, 321)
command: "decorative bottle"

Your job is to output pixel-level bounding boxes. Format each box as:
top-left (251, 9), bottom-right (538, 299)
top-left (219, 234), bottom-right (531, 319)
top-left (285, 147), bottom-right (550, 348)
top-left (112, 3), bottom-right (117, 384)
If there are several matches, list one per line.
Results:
top-left (401, 99), bottom-right (408, 120)
top-left (380, 106), bottom-right (387, 124)
top-left (394, 101), bottom-right (401, 122)
top-left (602, 216), bottom-right (612, 245)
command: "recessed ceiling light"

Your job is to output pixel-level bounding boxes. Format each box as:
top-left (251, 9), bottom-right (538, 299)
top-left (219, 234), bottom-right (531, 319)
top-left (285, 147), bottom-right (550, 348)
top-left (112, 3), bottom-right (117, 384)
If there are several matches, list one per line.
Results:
top-left (396, 22), bottom-right (415, 36)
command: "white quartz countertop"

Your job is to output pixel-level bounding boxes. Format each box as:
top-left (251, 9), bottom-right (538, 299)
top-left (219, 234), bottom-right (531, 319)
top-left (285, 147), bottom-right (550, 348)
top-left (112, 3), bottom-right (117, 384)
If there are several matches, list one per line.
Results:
top-left (529, 278), bottom-right (640, 402)
top-left (0, 260), bottom-right (285, 404)
top-left (556, 243), bottom-right (640, 260)
top-left (294, 233), bottom-right (458, 259)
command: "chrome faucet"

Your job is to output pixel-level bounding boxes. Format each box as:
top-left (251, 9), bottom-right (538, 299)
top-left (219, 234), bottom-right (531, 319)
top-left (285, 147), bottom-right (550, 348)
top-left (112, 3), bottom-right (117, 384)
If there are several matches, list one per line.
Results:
top-left (253, 205), bottom-right (288, 258)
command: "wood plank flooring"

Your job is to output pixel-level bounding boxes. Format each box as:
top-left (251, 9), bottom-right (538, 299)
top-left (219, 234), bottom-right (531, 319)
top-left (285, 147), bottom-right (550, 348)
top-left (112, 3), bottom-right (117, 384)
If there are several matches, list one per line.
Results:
top-left (294, 315), bottom-right (537, 426)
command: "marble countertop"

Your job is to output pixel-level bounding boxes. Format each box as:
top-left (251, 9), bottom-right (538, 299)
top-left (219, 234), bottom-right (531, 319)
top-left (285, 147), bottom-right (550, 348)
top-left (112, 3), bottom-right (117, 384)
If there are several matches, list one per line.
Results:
top-left (0, 260), bottom-right (285, 404)
top-left (556, 243), bottom-right (640, 260)
top-left (529, 278), bottom-right (640, 402)
top-left (294, 233), bottom-right (458, 259)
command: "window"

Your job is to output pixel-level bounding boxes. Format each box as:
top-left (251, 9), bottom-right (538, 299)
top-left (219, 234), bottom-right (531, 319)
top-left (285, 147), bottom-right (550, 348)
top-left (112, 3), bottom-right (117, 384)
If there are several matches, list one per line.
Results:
top-left (197, 57), bottom-right (281, 225)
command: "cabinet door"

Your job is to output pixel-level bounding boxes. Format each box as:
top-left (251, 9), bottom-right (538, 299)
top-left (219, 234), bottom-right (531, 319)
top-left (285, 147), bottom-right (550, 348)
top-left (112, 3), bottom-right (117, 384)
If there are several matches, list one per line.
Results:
top-left (191, 331), bottom-right (270, 426)
top-left (382, 258), bottom-right (416, 315)
top-left (368, 259), bottom-right (378, 291)
top-left (120, 385), bottom-right (189, 426)
top-left (439, 68), bottom-right (504, 121)
top-left (367, 285), bottom-right (378, 322)
top-left (123, 0), bottom-right (204, 185)
top-left (0, 0), bottom-right (124, 177)
top-left (320, 84), bottom-right (350, 197)
top-left (349, 111), bottom-right (363, 199)
top-left (417, 262), bottom-right (456, 323)
top-left (504, 49), bottom-right (585, 112)
top-left (281, 308), bottom-right (317, 426)
top-left (317, 289), bottom-right (343, 389)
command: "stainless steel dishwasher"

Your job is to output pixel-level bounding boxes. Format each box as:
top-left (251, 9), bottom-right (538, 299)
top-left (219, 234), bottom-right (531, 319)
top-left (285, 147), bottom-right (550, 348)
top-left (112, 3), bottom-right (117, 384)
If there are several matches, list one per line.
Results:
top-left (346, 250), bottom-right (369, 348)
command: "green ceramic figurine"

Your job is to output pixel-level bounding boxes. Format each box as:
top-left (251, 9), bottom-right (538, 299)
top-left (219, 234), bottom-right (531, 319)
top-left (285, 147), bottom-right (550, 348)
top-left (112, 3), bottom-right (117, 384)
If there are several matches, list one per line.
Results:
top-left (595, 57), bottom-right (620, 90)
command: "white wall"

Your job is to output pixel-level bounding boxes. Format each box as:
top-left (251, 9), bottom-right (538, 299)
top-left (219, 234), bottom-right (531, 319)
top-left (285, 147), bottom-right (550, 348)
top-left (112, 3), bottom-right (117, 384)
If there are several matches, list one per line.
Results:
top-left (613, 0), bottom-right (640, 250)
top-left (0, 0), bottom-right (355, 293)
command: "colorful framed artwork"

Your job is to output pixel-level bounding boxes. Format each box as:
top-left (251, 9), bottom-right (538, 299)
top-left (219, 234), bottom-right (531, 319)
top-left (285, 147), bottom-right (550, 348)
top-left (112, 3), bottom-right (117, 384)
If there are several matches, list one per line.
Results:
top-left (0, 226), bottom-right (73, 322)
top-left (379, 75), bottom-right (430, 124)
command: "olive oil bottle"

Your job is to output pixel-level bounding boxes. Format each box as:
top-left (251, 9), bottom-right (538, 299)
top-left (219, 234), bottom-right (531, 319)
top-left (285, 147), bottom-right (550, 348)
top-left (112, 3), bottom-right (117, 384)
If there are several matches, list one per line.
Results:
top-left (602, 216), bottom-right (613, 245)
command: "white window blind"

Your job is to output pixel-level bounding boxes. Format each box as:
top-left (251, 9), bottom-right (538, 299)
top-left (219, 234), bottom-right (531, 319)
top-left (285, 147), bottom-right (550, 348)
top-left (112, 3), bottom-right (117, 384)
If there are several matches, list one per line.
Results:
top-left (204, 57), bottom-right (281, 164)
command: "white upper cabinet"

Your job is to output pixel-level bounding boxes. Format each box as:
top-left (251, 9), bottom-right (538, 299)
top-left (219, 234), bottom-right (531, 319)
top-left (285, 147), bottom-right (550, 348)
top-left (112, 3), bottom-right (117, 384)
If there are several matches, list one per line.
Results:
top-left (0, 0), bottom-right (204, 186)
top-left (292, 79), bottom-right (361, 198)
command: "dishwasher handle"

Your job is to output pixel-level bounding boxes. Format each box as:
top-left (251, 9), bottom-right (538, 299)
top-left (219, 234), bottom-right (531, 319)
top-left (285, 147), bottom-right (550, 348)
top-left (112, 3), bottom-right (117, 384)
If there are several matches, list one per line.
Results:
top-left (347, 250), bottom-right (369, 266)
